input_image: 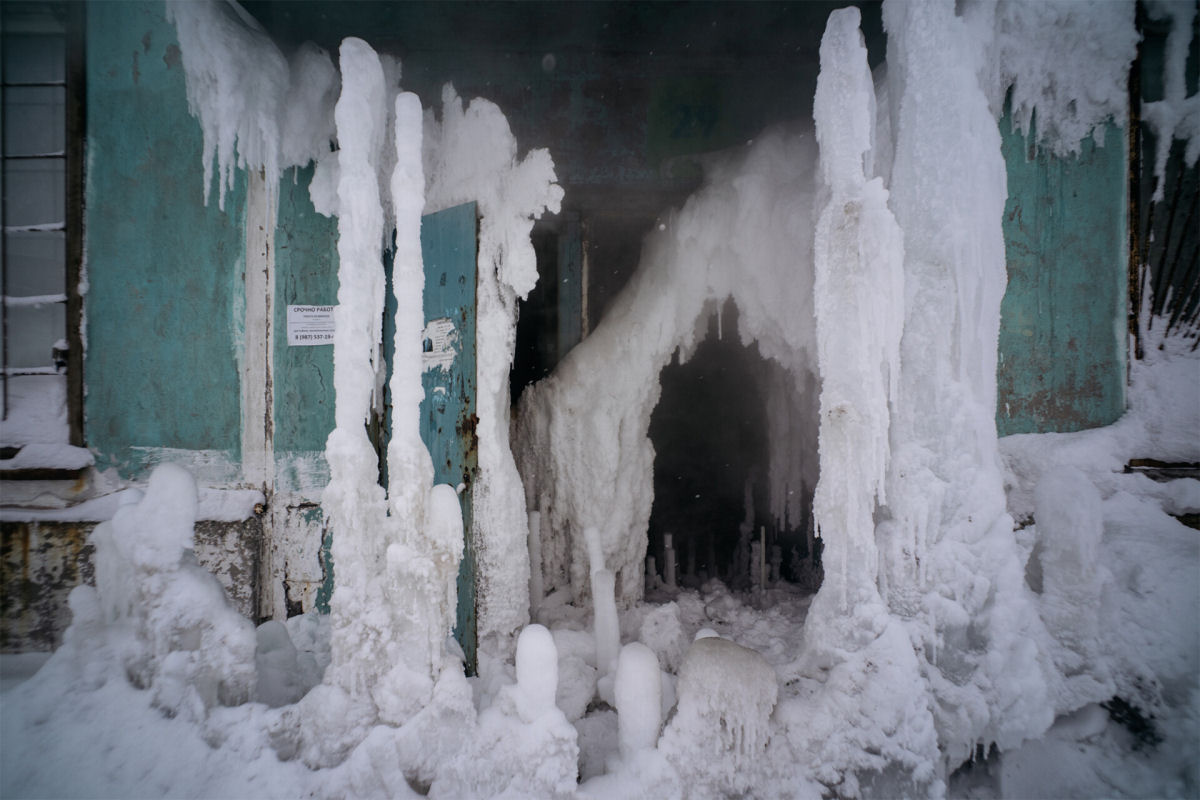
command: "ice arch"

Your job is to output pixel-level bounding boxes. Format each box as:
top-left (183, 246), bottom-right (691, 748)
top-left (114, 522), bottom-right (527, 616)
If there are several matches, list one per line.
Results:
top-left (515, 128), bottom-right (822, 608)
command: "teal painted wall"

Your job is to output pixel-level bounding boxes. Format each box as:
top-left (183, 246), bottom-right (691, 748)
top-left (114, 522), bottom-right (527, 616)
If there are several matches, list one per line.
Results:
top-left (272, 166), bottom-right (338, 458)
top-left (85, 1), bottom-right (246, 477)
top-left (997, 117), bottom-right (1127, 436)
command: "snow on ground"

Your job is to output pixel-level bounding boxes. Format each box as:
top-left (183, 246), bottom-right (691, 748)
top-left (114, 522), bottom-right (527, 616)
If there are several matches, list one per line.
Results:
top-left (2, 323), bottom-right (1196, 797)
top-left (2, 374), bottom-right (1197, 797)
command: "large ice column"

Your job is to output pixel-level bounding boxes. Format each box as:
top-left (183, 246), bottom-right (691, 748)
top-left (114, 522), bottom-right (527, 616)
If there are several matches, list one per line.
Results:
top-left (786, 13), bottom-right (941, 792)
top-left (380, 89), bottom-right (465, 714)
top-left (322, 37), bottom-right (395, 705)
top-left (879, 0), bottom-right (1053, 761)
top-left (809, 5), bottom-right (905, 611)
top-left (387, 91), bottom-right (435, 541)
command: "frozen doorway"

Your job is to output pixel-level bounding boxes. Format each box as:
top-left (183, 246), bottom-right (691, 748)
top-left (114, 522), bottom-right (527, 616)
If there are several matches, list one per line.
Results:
top-left (648, 301), bottom-right (822, 597)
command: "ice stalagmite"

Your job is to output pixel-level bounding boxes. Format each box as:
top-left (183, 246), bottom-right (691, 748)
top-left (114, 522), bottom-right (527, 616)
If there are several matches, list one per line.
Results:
top-left (779, 12), bottom-right (940, 797)
top-left (322, 38), bottom-right (398, 714)
top-left (880, 0), bottom-right (1054, 763)
top-left (809, 5), bottom-right (904, 611)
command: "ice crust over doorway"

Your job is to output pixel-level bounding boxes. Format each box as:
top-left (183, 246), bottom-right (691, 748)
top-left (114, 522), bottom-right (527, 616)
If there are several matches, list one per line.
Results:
top-left (515, 127), bottom-right (823, 609)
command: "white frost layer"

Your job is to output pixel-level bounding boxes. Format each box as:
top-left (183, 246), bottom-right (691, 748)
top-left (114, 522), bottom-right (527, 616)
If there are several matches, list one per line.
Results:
top-left (989, 0), bottom-right (1138, 156)
top-left (0, 442), bottom-right (93, 471)
top-left (168, 0), bottom-right (338, 209)
top-left (0, 374), bottom-right (69, 447)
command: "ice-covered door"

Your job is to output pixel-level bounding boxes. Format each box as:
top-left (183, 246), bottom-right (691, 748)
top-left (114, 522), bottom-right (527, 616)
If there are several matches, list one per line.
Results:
top-left (417, 202), bottom-right (479, 673)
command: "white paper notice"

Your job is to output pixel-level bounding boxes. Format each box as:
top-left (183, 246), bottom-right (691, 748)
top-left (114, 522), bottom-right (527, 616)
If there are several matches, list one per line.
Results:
top-left (287, 305), bottom-right (335, 346)
top-left (422, 317), bottom-right (458, 372)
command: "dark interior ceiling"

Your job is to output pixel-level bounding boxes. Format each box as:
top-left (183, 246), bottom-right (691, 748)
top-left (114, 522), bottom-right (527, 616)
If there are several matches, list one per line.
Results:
top-left (240, 0), bottom-right (885, 323)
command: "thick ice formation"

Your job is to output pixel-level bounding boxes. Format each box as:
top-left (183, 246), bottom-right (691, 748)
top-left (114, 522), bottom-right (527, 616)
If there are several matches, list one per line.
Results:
top-left (431, 624), bottom-right (578, 799)
top-left (27, 1), bottom-right (1179, 797)
top-left (168, 1), bottom-right (339, 210)
top-left (614, 642), bottom-right (664, 758)
top-left (661, 636), bottom-right (777, 762)
top-left (876, 0), bottom-right (1060, 766)
top-left (322, 39), bottom-right (429, 727)
top-left (170, 0), bottom-right (563, 757)
top-left (514, 623), bottom-right (559, 719)
top-left (516, 0), bottom-right (1150, 791)
top-left (84, 463), bottom-right (256, 718)
top-left (810, 6), bottom-right (904, 611)
top-left (515, 127), bottom-right (821, 610)
top-left (990, 0), bottom-right (1138, 156)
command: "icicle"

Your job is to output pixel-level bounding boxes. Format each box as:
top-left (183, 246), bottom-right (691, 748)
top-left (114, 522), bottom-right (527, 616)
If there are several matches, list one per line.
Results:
top-left (1142, 1), bottom-right (1200, 201)
top-left (663, 532), bottom-right (677, 591)
top-left (527, 510), bottom-right (544, 617)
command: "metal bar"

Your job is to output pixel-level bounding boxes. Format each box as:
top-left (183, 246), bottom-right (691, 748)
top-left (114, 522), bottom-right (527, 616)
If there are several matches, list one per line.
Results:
top-left (65, 0), bottom-right (86, 448)
top-left (1127, 18), bottom-right (1143, 361)
top-left (3, 223), bottom-right (66, 233)
top-left (4, 366), bottom-right (60, 376)
top-left (3, 152), bottom-right (67, 160)
top-left (1152, 142), bottom-right (1187, 321)
top-left (1167, 245), bottom-right (1200, 340)
top-left (1164, 188), bottom-right (1198, 338)
top-left (2, 293), bottom-right (67, 306)
top-left (0, 81), bottom-right (67, 88)
top-left (2, 5), bottom-right (8, 420)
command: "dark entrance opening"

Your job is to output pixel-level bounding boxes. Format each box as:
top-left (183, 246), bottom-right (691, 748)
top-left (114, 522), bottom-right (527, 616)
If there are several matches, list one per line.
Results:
top-left (647, 300), bottom-right (821, 595)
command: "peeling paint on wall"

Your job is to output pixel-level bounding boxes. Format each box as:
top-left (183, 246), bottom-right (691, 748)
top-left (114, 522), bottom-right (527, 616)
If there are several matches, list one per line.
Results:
top-left (1, 518), bottom-right (260, 651)
top-left (85, 1), bottom-right (247, 480)
top-left (998, 115), bottom-right (1127, 435)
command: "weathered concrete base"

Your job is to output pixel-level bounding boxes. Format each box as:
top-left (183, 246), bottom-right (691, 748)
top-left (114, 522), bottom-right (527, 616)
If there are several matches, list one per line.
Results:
top-left (1, 518), bottom-right (262, 652)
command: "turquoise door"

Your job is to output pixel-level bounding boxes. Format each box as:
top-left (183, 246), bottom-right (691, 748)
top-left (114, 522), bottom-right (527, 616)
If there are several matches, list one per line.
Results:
top-left (380, 201), bottom-right (479, 673)
top-left (415, 202), bottom-right (479, 674)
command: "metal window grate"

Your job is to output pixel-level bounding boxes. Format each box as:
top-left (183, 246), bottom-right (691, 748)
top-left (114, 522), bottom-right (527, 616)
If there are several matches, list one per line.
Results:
top-left (1, 1), bottom-right (80, 437)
